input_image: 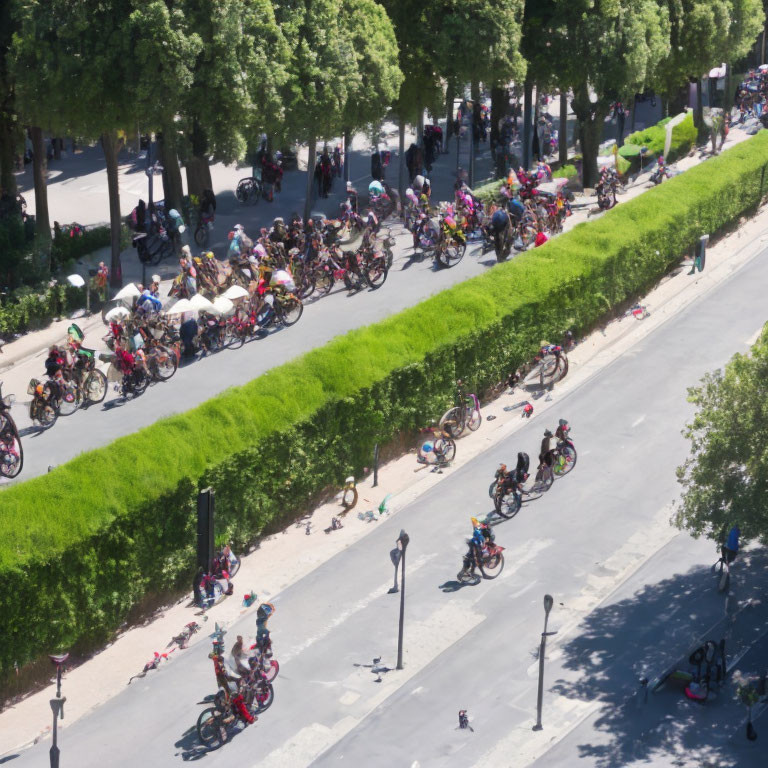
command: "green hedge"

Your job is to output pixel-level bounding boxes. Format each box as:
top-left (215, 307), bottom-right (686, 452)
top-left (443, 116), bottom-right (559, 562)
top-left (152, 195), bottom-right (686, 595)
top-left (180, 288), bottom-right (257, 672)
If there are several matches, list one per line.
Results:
top-left (624, 111), bottom-right (698, 165)
top-left (0, 283), bottom-right (87, 337)
top-left (2, 131), bottom-right (768, 696)
top-left (552, 163), bottom-right (578, 179)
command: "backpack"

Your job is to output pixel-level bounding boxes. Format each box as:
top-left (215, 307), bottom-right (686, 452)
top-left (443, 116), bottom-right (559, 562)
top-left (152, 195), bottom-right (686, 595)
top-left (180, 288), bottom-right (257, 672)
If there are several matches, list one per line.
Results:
top-left (516, 452), bottom-right (530, 475)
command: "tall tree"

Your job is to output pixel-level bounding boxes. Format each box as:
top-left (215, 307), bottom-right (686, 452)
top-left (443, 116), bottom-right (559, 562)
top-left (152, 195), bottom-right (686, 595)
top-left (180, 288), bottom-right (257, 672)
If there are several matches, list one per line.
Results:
top-left (127, 0), bottom-right (201, 212)
top-left (676, 324), bottom-right (768, 544)
top-left (0, 0), bottom-right (19, 196)
top-left (434, 0), bottom-right (526, 176)
top-left (380, 0), bottom-right (443, 200)
top-left (548, 0), bottom-right (671, 187)
top-left (276, 0), bottom-right (357, 220)
top-left (338, 0), bottom-right (402, 179)
top-left (657, 0), bottom-right (762, 130)
top-left (179, 0), bottom-right (289, 200)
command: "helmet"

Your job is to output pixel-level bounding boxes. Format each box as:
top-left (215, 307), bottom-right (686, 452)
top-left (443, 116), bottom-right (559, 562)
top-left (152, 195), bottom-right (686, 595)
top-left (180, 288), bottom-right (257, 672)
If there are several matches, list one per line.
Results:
top-left (544, 429), bottom-right (553, 437)
top-left (421, 441), bottom-right (433, 454)
top-left (413, 175), bottom-right (425, 190)
top-left (234, 223), bottom-right (244, 232)
top-left (470, 517), bottom-right (481, 528)
top-left (273, 217), bottom-right (284, 226)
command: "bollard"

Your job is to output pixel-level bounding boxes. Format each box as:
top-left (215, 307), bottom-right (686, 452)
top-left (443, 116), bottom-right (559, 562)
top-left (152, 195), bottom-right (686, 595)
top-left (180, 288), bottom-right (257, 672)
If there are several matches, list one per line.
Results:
top-left (373, 443), bottom-right (380, 487)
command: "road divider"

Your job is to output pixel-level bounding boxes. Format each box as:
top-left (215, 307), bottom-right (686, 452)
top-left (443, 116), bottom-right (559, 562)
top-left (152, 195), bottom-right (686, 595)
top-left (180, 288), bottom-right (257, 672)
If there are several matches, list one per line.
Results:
top-left (3, 131), bottom-right (768, 699)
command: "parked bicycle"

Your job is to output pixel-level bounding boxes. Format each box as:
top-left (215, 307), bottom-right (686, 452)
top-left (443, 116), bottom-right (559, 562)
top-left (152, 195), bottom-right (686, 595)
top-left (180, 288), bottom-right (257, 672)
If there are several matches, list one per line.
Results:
top-left (416, 424), bottom-right (456, 466)
top-left (523, 344), bottom-right (569, 388)
top-left (235, 176), bottom-right (262, 205)
top-left (439, 379), bottom-right (481, 438)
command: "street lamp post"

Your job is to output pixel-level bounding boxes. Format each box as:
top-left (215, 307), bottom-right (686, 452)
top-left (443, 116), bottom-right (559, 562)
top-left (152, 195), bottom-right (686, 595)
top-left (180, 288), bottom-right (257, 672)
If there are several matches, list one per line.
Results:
top-left (49, 652), bottom-right (69, 768)
top-left (395, 529), bottom-right (410, 670)
top-left (533, 594), bottom-right (556, 731)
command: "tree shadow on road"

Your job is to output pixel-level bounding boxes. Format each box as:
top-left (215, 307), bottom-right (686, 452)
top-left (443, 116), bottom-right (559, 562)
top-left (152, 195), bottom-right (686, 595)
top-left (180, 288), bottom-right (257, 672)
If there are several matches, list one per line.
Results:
top-left (547, 550), bottom-right (768, 768)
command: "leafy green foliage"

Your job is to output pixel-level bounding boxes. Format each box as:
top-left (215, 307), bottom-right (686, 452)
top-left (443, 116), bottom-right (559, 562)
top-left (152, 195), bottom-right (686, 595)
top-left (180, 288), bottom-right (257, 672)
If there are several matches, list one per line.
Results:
top-left (3, 129), bottom-right (768, 695)
top-left (676, 322), bottom-right (768, 544)
top-left (552, 164), bottom-right (577, 179)
top-left (620, 112), bottom-right (698, 172)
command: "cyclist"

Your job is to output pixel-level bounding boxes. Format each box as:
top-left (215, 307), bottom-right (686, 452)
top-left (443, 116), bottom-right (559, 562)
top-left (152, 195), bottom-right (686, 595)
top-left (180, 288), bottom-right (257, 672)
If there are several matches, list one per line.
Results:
top-left (495, 452), bottom-right (530, 506)
top-left (538, 429), bottom-right (557, 481)
top-left (457, 517), bottom-right (494, 580)
top-left (721, 524), bottom-right (740, 564)
top-left (209, 639), bottom-right (254, 724)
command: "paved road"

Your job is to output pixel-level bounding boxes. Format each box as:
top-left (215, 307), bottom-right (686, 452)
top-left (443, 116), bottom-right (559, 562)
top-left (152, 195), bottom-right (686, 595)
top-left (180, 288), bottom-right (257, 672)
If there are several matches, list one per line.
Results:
top-left (5, 226), bottom-right (767, 766)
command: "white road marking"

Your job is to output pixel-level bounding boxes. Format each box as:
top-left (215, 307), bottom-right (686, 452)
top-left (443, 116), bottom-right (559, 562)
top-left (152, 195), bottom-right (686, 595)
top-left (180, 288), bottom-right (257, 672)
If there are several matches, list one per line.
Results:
top-left (280, 552), bottom-right (437, 663)
top-left (632, 414), bottom-right (646, 427)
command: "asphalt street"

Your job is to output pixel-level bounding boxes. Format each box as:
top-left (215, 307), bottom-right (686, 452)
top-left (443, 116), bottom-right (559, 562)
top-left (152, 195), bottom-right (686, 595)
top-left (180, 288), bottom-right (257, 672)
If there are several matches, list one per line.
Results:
top-left (5, 224), bottom-right (767, 765)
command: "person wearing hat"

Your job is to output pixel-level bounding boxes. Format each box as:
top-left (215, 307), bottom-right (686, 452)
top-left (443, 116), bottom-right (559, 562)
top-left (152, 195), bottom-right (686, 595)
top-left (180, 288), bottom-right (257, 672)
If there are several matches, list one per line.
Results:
top-left (539, 428), bottom-right (557, 484)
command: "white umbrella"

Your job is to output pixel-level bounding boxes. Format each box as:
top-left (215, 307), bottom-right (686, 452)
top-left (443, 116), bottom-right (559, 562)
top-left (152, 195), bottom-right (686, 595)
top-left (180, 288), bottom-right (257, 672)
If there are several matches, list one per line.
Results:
top-left (165, 298), bottom-right (195, 315)
top-left (212, 296), bottom-right (235, 316)
top-left (222, 284), bottom-right (250, 300)
top-left (113, 282), bottom-right (141, 301)
top-left (104, 305), bottom-right (131, 322)
top-left (66, 274), bottom-right (85, 288)
top-left (189, 293), bottom-right (217, 313)
top-left (760, 64), bottom-right (768, 71)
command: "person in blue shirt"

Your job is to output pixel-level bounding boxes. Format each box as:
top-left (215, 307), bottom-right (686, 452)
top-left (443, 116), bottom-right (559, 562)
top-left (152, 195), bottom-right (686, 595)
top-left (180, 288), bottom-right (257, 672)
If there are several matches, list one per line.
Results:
top-left (722, 525), bottom-right (740, 563)
top-left (136, 281), bottom-right (162, 313)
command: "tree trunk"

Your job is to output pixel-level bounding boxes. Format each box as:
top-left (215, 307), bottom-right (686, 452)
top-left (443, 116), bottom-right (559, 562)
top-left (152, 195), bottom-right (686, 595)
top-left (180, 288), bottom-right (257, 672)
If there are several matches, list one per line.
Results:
top-left (522, 79), bottom-right (533, 170)
top-left (616, 110), bottom-right (625, 148)
top-left (102, 131), bottom-right (124, 289)
top-left (490, 86), bottom-right (506, 178)
top-left (304, 135), bottom-right (316, 223)
top-left (158, 128), bottom-right (184, 212)
top-left (416, 108), bottom-right (424, 143)
top-left (30, 127), bottom-right (51, 257)
top-left (470, 79), bottom-right (480, 103)
top-left (0, 116), bottom-right (17, 195)
top-left (577, 116), bottom-right (604, 189)
top-left (559, 90), bottom-right (568, 165)
top-left (445, 81), bottom-right (455, 143)
top-left (343, 127), bottom-right (351, 183)
top-left (694, 78), bottom-right (704, 132)
top-left (184, 155), bottom-right (212, 201)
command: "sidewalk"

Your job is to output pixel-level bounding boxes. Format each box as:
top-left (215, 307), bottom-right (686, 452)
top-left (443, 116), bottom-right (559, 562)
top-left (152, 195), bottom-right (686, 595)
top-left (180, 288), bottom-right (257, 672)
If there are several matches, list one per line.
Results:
top-left (4, 151), bottom-right (768, 756)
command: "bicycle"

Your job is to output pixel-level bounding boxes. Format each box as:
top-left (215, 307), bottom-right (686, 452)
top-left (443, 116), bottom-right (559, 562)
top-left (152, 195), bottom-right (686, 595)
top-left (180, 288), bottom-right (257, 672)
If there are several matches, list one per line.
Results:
top-left (523, 344), bottom-right (569, 388)
top-left (439, 379), bottom-right (481, 438)
top-left (489, 476), bottom-right (545, 519)
top-left (341, 476), bottom-right (358, 510)
top-left (713, 546), bottom-right (737, 593)
top-left (194, 211), bottom-right (215, 247)
top-left (235, 176), bottom-right (262, 205)
top-left (416, 425), bottom-right (456, 466)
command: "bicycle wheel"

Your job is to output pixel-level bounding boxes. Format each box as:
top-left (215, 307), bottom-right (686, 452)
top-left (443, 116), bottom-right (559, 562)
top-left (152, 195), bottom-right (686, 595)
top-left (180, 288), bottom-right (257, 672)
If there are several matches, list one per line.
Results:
top-left (227, 327), bottom-right (246, 350)
top-left (467, 408), bottom-right (482, 432)
top-left (277, 296), bottom-right (303, 327)
top-left (534, 466), bottom-right (554, 492)
top-left (150, 347), bottom-right (178, 381)
top-left (539, 356), bottom-right (560, 387)
top-left (197, 707), bottom-right (227, 749)
top-left (438, 242), bottom-right (466, 268)
top-left (496, 493), bottom-right (521, 520)
top-left (132, 371), bottom-right (150, 396)
top-left (235, 179), bottom-right (253, 204)
top-left (262, 659), bottom-right (279, 683)
top-left (37, 403), bottom-right (59, 429)
top-left (516, 225), bottom-right (537, 251)
top-left (0, 428), bottom-right (23, 479)
top-left (365, 261), bottom-right (388, 289)
top-left (482, 552), bottom-right (504, 578)
top-left (436, 436), bottom-right (456, 463)
top-left (251, 680), bottom-right (274, 713)
top-left (341, 486), bottom-right (358, 509)
top-left (553, 445), bottom-right (577, 476)
top-left (84, 370), bottom-right (107, 404)
top-left (489, 481), bottom-right (499, 500)
top-left (57, 382), bottom-right (82, 417)
top-left (297, 272), bottom-right (316, 300)
top-left (439, 407), bottom-right (465, 438)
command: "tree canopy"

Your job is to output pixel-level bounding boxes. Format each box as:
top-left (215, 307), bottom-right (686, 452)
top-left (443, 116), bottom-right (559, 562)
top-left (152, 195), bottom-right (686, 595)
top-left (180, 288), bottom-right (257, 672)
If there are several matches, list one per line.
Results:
top-left (676, 324), bottom-right (768, 544)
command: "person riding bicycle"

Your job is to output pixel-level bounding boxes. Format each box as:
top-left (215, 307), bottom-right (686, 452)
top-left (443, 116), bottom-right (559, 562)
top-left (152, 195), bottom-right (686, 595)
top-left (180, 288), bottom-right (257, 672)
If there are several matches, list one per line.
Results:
top-left (209, 639), bottom-right (255, 724)
top-left (539, 429), bottom-right (557, 473)
top-left (721, 524), bottom-right (740, 564)
top-left (458, 517), bottom-right (494, 579)
top-left (496, 452), bottom-right (529, 505)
